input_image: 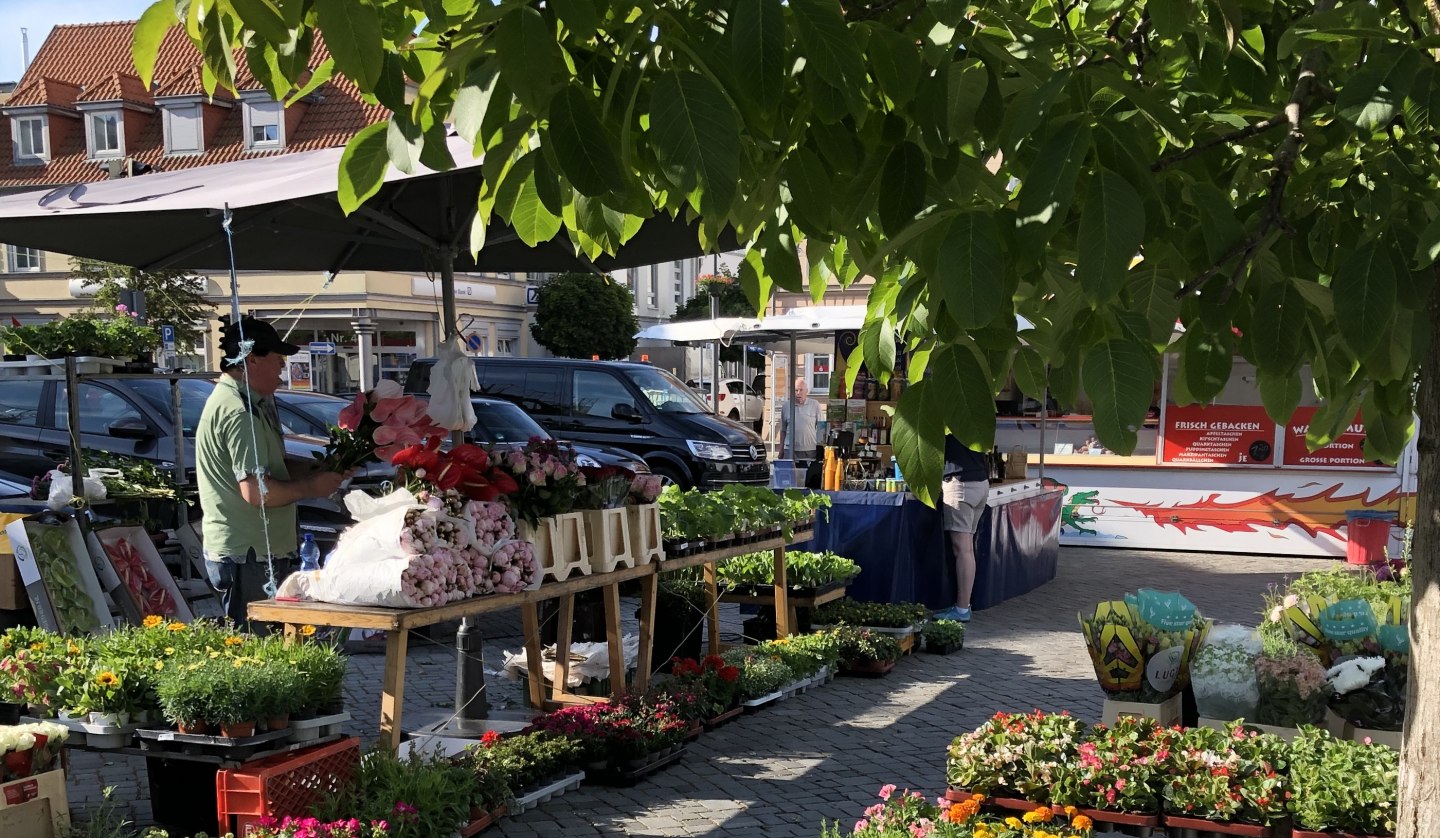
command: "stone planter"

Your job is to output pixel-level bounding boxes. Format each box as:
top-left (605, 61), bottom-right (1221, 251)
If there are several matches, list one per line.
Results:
top-left (583, 507), bottom-right (635, 573)
top-left (628, 503), bottom-right (664, 564)
top-left (519, 514), bottom-right (592, 581)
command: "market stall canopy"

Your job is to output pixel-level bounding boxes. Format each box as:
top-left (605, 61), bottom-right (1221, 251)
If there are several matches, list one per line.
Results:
top-left (633, 317), bottom-right (762, 344)
top-left (637, 306), bottom-right (1038, 343)
top-left (0, 134), bottom-right (722, 274)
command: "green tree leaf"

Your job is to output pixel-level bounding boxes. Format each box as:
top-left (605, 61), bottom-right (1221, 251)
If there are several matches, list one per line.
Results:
top-left (314, 0), bottom-right (384, 91)
top-left (230, 0), bottom-right (292, 43)
top-left (859, 316), bottom-right (897, 384)
top-left (1249, 277), bottom-right (1308, 373)
top-left (132, 1), bottom-right (176, 88)
top-left (730, 0), bottom-right (787, 121)
top-left (933, 212), bottom-right (1006, 330)
top-left (497, 6), bottom-right (561, 112)
top-left (1362, 389), bottom-right (1413, 463)
top-left (866, 23), bottom-right (922, 107)
top-left (783, 148), bottom-right (833, 236)
top-left (1306, 390), bottom-right (1362, 450)
top-left (1125, 265), bottom-right (1181, 348)
top-left (547, 87), bottom-right (627, 198)
top-left (1012, 346), bottom-right (1048, 401)
top-left (337, 123), bottom-right (390, 214)
top-left (650, 71), bottom-right (741, 218)
top-left (790, 0), bottom-right (865, 92)
top-left (1335, 44), bottom-right (1420, 131)
top-left (1180, 327), bottom-right (1234, 403)
top-left (930, 342), bottom-right (996, 450)
top-left (452, 61), bottom-right (501, 147)
top-left (549, 0), bottom-right (600, 36)
top-left (1258, 369), bottom-right (1302, 426)
top-left (878, 141), bottom-right (927, 236)
top-left (891, 379), bottom-right (946, 507)
top-left (946, 58), bottom-right (989, 137)
top-left (1082, 340), bottom-right (1155, 455)
top-left (1015, 120), bottom-right (1091, 252)
top-left (1076, 169), bottom-right (1144, 304)
top-left (1333, 241), bottom-right (1398, 361)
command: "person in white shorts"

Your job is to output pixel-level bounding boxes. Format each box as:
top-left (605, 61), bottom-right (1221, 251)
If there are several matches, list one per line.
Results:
top-left (936, 437), bottom-right (989, 622)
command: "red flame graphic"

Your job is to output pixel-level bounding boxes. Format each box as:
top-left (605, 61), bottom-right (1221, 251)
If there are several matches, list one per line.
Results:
top-left (1113, 483), bottom-right (1406, 539)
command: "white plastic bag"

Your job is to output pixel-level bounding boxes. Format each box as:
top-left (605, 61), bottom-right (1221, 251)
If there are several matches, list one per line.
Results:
top-left (1190, 623), bottom-right (1261, 720)
top-left (45, 469), bottom-right (107, 510)
top-left (425, 336), bottom-right (478, 432)
top-left (277, 503), bottom-right (427, 607)
top-left (502, 635), bottom-right (641, 688)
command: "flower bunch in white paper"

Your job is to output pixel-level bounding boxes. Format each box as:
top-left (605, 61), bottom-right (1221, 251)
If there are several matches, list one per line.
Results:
top-left (466, 500), bottom-right (515, 552)
top-left (630, 473), bottom-right (663, 504)
top-left (488, 540), bottom-right (537, 593)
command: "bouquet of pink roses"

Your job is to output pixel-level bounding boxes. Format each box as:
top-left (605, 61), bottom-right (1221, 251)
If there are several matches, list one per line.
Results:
top-left (492, 437), bottom-right (585, 525)
top-left (630, 473), bottom-right (663, 504)
top-left (325, 380), bottom-right (447, 470)
top-left (466, 500), bottom-right (516, 552)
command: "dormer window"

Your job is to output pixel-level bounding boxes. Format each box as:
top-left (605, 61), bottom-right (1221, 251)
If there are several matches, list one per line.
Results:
top-left (163, 103), bottom-right (202, 154)
top-left (87, 110), bottom-right (124, 159)
top-left (242, 97), bottom-right (283, 150)
top-left (11, 116), bottom-right (47, 162)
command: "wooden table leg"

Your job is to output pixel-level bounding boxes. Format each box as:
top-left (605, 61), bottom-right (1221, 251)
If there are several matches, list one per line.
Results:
top-left (520, 602), bottom-right (547, 710)
top-left (554, 594), bottom-right (574, 705)
top-left (380, 629), bottom-right (408, 752)
top-left (282, 623), bottom-right (299, 644)
top-left (601, 582), bottom-right (626, 698)
top-left (703, 561), bottom-right (721, 655)
top-left (773, 544), bottom-right (791, 637)
top-left (634, 570), bottom-right (658, 692)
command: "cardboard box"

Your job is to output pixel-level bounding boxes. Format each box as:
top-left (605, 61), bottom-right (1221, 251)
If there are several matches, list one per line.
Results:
top-left (5, 515), bottom-right (114, 634)
top-left (0, 513), bottom-right (30, 610)
top-left (1326, 709), bottom-right (1402, 749)
top-left (1197, 718), bottom-right (1300, 742)
top-left (93, 525), bottom-right (193, 623)
top-left (0, 769), bottom-right (69, 837)
top-left (1103, 694), bottom-right (1182, 726)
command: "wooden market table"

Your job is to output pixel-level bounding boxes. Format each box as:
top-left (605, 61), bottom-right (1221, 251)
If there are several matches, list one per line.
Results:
top-left (248, 534), bottom-right (802, 751)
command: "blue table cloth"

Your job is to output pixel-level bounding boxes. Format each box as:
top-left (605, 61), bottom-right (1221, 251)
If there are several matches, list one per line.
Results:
top-left (792, 488), bottom-right (1063, 610)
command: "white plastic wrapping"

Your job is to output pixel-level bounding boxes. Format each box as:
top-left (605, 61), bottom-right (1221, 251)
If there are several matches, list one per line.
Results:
top-left (502, 635), bottom-right (641, 688)
top-left (278, 503), bottom-right (428, 607)
top-left (1190, 623), bottom-right (1262, 720)
top-left (425, 336), bottom-right (478, 432)
top-left (45, 469), bottom-right (108, 510)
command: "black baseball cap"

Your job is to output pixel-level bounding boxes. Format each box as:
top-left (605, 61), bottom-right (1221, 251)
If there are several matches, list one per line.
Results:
top-left (220, 316), bottom-right (301, 356)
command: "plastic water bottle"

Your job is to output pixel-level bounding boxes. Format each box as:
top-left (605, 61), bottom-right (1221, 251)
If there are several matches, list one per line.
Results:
top-left (299, 533), bottom-right (321, 572)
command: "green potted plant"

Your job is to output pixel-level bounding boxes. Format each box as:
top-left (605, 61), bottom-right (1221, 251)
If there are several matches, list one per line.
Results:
top-left (721, 649), bottom-right (794, 702)
top-left (1255, 636), bottom-right (1330, 729)
top-left (1051, 716), bottom-right (1179, 830)
top-left (833, 626), bottom-right (903, 677)
top-left (312, 745), bottom-right (477, 837)
top-left (465, 730), bottom-right (583, 800)
top-left (1289, 726), bottom-right (1398, 838)
top-left (1163, 723), bottom-right (1289, 835)
top-left (946, 710), bottom-right (1086, 808)
top-left (155, 663), bottom-right (215, 734)
top-left (813, 598), bottom-right (928, 634)
top-left (921, 619), bottom-right (966, 655)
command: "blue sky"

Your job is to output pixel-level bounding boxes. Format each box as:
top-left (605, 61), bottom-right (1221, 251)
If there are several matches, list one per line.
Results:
top-left (0, 0), bottom-right (155, 84)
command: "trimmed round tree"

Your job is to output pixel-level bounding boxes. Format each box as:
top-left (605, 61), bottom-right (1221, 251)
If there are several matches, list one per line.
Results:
top-left (530, 272), bottom-right (639, 360)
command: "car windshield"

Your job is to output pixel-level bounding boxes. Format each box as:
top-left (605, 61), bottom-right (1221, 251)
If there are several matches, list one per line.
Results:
top-left (283, 395), bottom-right (347, 430)
top-left (625, 368), bottom-right (708, 414)
top-left (473, 401), bottom-right (548, 445)
top-left (129, 378), bottom-right (216, 434)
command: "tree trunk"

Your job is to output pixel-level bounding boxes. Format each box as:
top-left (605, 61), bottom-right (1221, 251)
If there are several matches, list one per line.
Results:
top-left (1397, 291), bottom-right (1440, 837)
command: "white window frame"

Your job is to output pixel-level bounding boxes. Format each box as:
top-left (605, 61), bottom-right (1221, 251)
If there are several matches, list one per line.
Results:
top-left (673, 263), bottom-right (683, 304)
top-left (811, 353), bottom-right (832, 393)
top-left (12, 116), bottom-right (47, 162)
top-left (163, 103), bottom-right (203, 154)
top-left (6, 245), bottom-right (42, 273)
top-left (496, 338), bottom-right (516, 356)
top-left (87, 110), bottom-right (124, 159)
top-left (242, 97), bottom-right (284, 150)
top-left (647, 266), bottom-right (658, 308)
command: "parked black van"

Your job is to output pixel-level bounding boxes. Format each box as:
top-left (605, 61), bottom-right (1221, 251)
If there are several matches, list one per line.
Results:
top-left (405, 358), bottom-right (770, 489)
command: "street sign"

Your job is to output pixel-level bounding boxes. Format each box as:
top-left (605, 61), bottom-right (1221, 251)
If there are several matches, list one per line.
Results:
top-left (160, 324), bottom-right (176, 350)
top-left (309, 341), bottom-right (337, 355)
top-left (465, 332), bottom-right (485, 353)
top-left (525, 284), bottom-right (540, 306)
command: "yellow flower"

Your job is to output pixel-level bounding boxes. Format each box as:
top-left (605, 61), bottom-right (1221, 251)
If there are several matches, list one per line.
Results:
top-left (143, 615), bottom-right (164, 628)
top-left (973, 828), bottom-right (994, 838)
top-left (163, 647), bottom-right (175, 655)
top-left (153, 661), bottom-right (165, 671)
top-left (1071, 815), bottom-right (1093, 831)
top-left (167, 621), bottom-right (186, 632)
top-left (30, 642), bottom-right (44, 650)
top-left (1005, 817), bottom-right (1023, 829)
top-left (224, 636), bottom-right (244, 647)
top-left (300, 625), bottom-right (317, 637)
top-left (94, 671), bottom-right (120, 687)
top-left (67, 642), bottom-right (81, 655)
top-left (233, 659), bottom-right (245, 668)
top-left (209, 651), bottom-right (221, 658)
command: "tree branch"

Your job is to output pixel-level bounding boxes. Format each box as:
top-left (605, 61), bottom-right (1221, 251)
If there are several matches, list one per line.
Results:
top-left (1150, 116), bottom-right (1286, 171)
top-left (1392, 0), bottom-right (1425, 37)
top-left (1175, 0), bottom-right (1335, 299)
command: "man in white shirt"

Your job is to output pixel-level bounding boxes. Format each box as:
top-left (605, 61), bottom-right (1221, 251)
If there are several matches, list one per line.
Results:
top-left (780, 377), bottom-right (824, 467)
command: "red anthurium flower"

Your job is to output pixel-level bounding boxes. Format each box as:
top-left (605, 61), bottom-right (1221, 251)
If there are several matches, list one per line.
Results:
top-left (338, 392), bottom-right (367, 430)
top-left (447, 444), bottom-right (490, 471)
top-left (391, 442), bottom-right (441, 475)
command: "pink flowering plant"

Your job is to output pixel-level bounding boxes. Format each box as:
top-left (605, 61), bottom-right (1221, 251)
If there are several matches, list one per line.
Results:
top-left (491, 437), bottom-right (585, 526)
top-left (528, 698), bottom-right (690, 764)
top-left (326, 379), bottom-right (447, 470)
top-left (945, 710), bottom-right (1084, 802)
top-left (1254, 637), bottom-right (1330, 727)
top-left (1053, 717), bottom-right (1181, 814)
top-left (822, 786), bottom-right (1096, 838)
top-left (629, 473), bottom-right (663, 504)
top-left (1163, 723), bottom-right (1289, 826)
top-left (247, 816), bottom-right (390, 837)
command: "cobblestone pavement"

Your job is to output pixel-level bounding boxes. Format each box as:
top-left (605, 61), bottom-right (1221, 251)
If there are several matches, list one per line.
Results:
top-left (67, 546), bottom-right (1324, 836)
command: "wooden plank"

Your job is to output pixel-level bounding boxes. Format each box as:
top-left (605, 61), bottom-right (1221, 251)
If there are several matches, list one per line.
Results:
top-left (703, 561), bottom-right (721, 656)
top-left (553, 594), bottom-right (574, 707)
top-left (718, 584), bottom-right (848, 610)
top-left (282, 623), bottom-right (299, 644)
top-left (634, 571), bottom-right (658, 692)
top-left (772, 544), bottom-right (790, 637)
top-left (655, 536), bottom-right (787, 572)
top-left (380, 628), bottom-right (409, 751)
top-left (520, 603), bottom-right (546, 711)
top-left (601, 582), bottom-right (625, 698)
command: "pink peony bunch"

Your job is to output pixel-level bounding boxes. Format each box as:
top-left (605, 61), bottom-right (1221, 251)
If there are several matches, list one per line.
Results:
top-left (466, 500), bottom-right (515, 552)
top-left (398, 545), bottom-right (479, 607)
top-left (629, 473), bottom-right (663, 504)
top-left (398, 514), bottom-right (440, 556)
top-left (487, 540), bottom-right (537, 593)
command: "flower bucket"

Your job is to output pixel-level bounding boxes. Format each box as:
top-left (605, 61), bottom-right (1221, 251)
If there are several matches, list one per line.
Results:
top-left (583, 507), bottom-right (635, 573)
top-left (628, 503), bottom-right (664, 564)
top-left (520, 514), bottom-right (592, 581)
top-left (220, 721), bottom-right (257, 739)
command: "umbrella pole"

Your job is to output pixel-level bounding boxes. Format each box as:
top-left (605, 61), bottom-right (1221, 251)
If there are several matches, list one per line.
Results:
top-left (440, 245), bottom-right (491, 726)
top-left (787, 334), bottom-right (797, 461)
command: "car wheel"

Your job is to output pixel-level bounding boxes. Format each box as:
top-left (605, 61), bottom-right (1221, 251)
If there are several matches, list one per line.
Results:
top-left (727, 410), bottom-right (741, 421)
top-left (651, 464), bottom-right (690, 490)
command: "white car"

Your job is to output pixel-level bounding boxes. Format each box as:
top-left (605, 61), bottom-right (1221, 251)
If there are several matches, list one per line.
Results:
top-left (688, 378), bottom-right (765, 423)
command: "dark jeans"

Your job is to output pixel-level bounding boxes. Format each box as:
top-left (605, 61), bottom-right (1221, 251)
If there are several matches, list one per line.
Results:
top-left (206, 550), bottom-right (295, 633)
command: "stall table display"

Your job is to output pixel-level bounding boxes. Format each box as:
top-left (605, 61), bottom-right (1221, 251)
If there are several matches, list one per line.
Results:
top-left (793, 479), bottom-right (1062, 611)
top-left (656, 535), bottom-right (794, 654)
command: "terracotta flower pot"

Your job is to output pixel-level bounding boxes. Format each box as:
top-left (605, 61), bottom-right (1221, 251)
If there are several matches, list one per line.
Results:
top-left (266, 714), bottom-right (290, 731)
top-left (219, 721), bottom-right (256, 739)
top-left (176, 720), bottom-right (209, 735)
top-left (1164, 814), bottom-right (1272, 836)
top-left (1291, 830), bottom-right (1391, 838)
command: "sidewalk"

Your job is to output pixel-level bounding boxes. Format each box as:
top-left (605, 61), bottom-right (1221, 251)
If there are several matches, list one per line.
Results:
top-left (65, 546), bottom-right (1324, 836)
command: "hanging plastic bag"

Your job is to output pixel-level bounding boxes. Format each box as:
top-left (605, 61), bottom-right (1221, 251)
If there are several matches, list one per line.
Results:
top-left (45, 469), bottom-right (107, 510)
top-left (426, 336), bottom-right (477, 432)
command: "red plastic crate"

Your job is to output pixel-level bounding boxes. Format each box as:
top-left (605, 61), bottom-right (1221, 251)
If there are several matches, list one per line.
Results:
top-left (216, 737), bottom-right (360, 836)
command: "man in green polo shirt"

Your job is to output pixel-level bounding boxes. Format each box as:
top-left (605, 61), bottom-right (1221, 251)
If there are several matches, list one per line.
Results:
top-left (196, 316), bottom-right (347, 628)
